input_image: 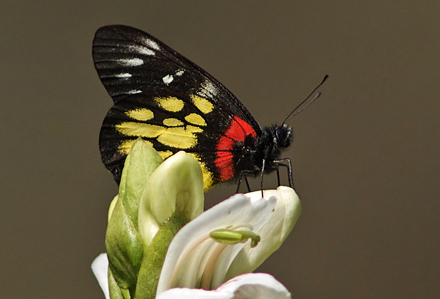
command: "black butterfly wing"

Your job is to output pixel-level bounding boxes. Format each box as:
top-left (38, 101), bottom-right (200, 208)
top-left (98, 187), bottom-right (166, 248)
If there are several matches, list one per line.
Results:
top-left (93, 25), bottom-right (262, 190)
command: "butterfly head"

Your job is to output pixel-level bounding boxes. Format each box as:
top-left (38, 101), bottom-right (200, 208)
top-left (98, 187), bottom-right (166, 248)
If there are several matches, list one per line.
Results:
top-left (274, 123), bottom-right (293, 149)
top-left (260, 124), bottom-right (293, 163)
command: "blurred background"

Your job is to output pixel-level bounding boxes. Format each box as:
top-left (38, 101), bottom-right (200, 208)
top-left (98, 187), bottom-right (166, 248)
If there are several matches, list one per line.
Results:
top-left (2, 0), bottom-right (439, 298)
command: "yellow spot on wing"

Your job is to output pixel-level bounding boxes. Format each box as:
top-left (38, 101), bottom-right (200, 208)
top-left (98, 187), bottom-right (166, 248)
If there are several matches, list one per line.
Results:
top-left (188, 153), bottom-right (214, 191)
top-left (186, 125), bottom-right (203, 133)
top-left (158, 150), bottom-right (173, 159)
top-left (125, 108), bottom-right (154, 121)
top-left (118, 139), bottom-right (153, 154)
top-left (191, 95), bottom-right (214, 114)
top-left (157, 127), bottom-right (197, 149)
top-left (117, 120), bottom-right (202, 150)
top-left (163, 118), bottom-right (184, 127)
top-left (185, 113), bottom-right (206, 126)
top-left (154, 97), bottom-right (184, 112)
top-left (115, 122), bottom-right (166, 138)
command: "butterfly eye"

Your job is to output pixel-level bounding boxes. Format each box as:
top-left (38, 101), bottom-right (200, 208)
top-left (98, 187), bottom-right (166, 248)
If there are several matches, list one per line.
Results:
top-left (275, 125), bottom-right (292, 148)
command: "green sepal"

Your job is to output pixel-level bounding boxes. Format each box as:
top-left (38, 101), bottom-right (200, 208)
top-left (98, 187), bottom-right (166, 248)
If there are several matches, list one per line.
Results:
top-left (108, 267), bottom-right (127, 299)
top-left (118, 139), bottom-right (163, 229)
top-left (135, 211), bottom-right (189, 299)
top-left (105, 196), bottom-right (144, 296)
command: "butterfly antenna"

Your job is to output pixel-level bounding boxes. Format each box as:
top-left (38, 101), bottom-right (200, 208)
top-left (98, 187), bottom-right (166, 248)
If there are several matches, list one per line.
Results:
top-left (282, 74), bottom-right (329, 125)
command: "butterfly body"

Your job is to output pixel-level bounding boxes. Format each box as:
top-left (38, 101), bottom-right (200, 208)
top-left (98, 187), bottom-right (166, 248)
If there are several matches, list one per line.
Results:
top-left (94, 25), bottom-right (293, 190)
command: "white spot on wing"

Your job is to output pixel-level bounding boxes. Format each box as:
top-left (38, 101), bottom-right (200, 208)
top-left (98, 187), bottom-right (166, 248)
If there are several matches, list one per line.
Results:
top-left (129, 45), bottom-right (155, 56)
top-left (117, 58), bottom-right (144, 66)
top-left (142, 37), bottom-right (160, 50)
top-left (175, 70), bottom-right (184, 76)
top-left (162, 74), bottom-right (174, 85)
top-left (114, 73), bottom-right (132, 78)
top-left (198, 80), bottom-right (218, 98)
top-left (127, 90), bottom-right (142, 95)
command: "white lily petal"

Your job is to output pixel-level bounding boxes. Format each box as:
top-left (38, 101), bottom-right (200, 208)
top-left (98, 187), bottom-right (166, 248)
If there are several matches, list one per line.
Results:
top-left (157, 288), bottom-right (230, 299)
top-left (226, 187), bottom-right (301, 279)
top-left (156, 273), bottom-right (291, 299)
top-left (91, 253), bottom-right (110, 299)
top-left (156, 193), bottom-right (277, 294)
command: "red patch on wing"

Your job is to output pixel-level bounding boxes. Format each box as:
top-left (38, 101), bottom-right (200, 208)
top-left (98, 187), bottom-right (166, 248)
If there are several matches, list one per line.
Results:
top-left (215, 116), bottom-right (257, 181)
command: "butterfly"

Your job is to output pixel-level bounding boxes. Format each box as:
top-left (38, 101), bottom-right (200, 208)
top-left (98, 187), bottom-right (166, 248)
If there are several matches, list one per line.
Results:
top-left (93, 25), bottom-right (327, 191)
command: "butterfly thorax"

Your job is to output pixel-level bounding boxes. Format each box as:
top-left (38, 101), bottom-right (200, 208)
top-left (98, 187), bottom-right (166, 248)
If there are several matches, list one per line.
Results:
top-left (240, 124), bottom-right (293, 175)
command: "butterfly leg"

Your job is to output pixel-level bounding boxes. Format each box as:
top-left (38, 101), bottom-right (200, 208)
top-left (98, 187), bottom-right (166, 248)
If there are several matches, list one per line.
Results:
top-left (259, 159), bottom-right (266, 197)
top-left (245, 176), bottom-right (251, 193)
top-left (276, 167), bottom-right (281, 186)
top-left (236, 170), bottom-right (253, 193)
top-left (273, 158), bottom-right (293, 188)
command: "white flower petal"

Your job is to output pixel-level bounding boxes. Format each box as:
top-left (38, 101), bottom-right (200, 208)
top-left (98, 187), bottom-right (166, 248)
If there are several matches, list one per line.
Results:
top-left (218, 273), bottom-right (291, 299)
top-left (157, 288), bottom-right (230, 299)
top-left (156, 273), bottom-right (291, 299)
top-left (91, 253), bottom-right (110, 299)
top-left (226, 187), bottom-right (301, 279)
top-left (156, 193), bottom-right (277, 294)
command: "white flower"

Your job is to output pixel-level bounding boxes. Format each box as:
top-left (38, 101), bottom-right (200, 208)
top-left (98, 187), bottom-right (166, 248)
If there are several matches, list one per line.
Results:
top-left (156, 273), bottom-right (291, 299)
top-left (91, 253), bottom-right (110, 299)
top-left (93, 256), bottom-right (291, 299)
top-left (93, 186), bottom-right (300, 298)
top-left (156, 187), bottom-right (300, 292)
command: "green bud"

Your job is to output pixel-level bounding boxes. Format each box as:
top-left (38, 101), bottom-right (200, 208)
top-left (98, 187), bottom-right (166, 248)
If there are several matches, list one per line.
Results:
top-left (105, 139), bottom-right (163, 298)
top-left (104, 142), bottom-right (205, 299)
top-left (138, 151), bottom-right (204, 246)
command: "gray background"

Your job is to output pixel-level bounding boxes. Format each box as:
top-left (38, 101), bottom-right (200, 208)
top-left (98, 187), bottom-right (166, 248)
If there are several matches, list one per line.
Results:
top-left (2, 1), bottom-right (439, 298)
